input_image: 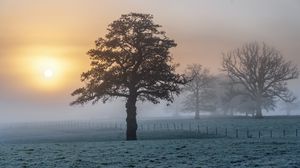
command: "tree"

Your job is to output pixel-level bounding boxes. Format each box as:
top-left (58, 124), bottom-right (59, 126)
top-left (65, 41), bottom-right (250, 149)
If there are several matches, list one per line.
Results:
top-left (182, 64), bottom-right (216, 119)
top-left (71, 13), bottom-right (187, 140)
top-left (222, 42), bottom-right (299, 118)
top-left (235, 95), bottom-right (256, 117)
top-left (280, 100), bottom-right (300, 116)
top-left (219, 79), bottom-right (241, 116)
top-left (218, 76), bottom-right (256, 117)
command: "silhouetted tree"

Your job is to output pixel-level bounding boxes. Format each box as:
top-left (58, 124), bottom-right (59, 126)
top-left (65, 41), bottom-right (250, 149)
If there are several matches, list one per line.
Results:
top-left (222, 42), bottom-right (299, 118)
top-left (71, 13), bottom-right (187, 140)
top-left (182, 64), bottom-right (216, 119)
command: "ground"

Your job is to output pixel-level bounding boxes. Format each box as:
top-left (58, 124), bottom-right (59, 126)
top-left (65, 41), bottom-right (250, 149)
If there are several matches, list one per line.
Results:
top-left (1, 138), bottom-right (300, 168)
top-left (1, 117), bottom-right (300, 167)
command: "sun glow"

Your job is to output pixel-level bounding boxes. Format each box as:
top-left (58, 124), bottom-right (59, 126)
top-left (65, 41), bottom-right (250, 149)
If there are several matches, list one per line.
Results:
top-left (43, 68), bottom-right (54, 78)
top-left (29, 55), bottom-right (63, 90)
top-left (7, 44), bottom-right (88, 95)
top-left (10, 45), bottom-right (82, 92)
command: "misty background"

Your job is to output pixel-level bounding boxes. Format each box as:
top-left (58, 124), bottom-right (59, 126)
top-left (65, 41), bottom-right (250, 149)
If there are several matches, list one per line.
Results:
top-left (0, 0), bottom-right (300, 123)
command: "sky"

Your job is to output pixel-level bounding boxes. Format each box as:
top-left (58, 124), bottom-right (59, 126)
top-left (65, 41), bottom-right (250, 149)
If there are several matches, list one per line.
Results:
top-left (0, 0), bottom-right (300, 123)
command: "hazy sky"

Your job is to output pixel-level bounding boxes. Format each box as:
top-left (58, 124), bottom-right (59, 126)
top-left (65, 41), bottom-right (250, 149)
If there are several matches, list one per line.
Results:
top-left (0, 0), bottom-right (300, 122)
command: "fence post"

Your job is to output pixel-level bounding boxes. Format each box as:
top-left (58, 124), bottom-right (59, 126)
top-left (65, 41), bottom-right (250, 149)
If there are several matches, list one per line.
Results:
top-left (270, 130), bottom-right (272, 138)
top-left (247, 128), bottom-right (249, 138)
top-left (173, 123), bottom-right (176, 130)
top-left (215, 128), bottom-right (218, 135)
top-left (283, 130), bottom-right (286, 137)
top-left (197, 124), bottom-right (200, 133)
top-left (225, 128), bottom-right (228, 137)
top-left (206, 127), bottom-right (209, 135)
top-left (181, 123), bottom-right (183, 130)
top-left (236, 129), bottom-right (238, 138)
top-left (166, 123), bottom-right (169, 130)
top-left (258, 130), bottom-right (261, 138)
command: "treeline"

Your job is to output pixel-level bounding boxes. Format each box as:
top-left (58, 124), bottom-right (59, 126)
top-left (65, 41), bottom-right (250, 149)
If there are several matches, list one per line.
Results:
top-left (172, 42), bottom-right (299, 119)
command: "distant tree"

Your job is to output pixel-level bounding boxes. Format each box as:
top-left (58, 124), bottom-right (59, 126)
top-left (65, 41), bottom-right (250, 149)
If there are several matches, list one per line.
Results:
top-left (182, 64), bottom-right (216, 119)
top-left (207, 74), bottom-right (230, 116)
top-left (235, 94), bottom-right (256, 117)
top-left (218, 77), bottom-right (256, 117)
top-left (222, 42), bottom-right (299, 118)
top-left (71, 13), bottom-right (187, 140)
top-left (219, 80), bottom-right (240, 116)
top-left (280, 100), bottom-right (300, 116)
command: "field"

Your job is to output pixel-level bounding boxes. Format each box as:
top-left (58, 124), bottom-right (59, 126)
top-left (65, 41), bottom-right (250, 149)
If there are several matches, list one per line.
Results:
top-left (1, 117), bottom-right (300, 167)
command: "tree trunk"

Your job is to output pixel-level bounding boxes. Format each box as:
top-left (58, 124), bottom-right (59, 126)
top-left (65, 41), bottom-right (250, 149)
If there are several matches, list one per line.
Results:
top-left (287, 110), bottom-right (291, 116)
top-left (195, 92), bottom-right (200, 119)
top-left (126, 94), bottom-right (138, 140)
top-left (255, 107), bottom-right (263, 119)
top-left (195, 110), bottom-right (200, 119)
top-left (255, 94), bottom-right (263, 118)
top-left (230, 110), bottom-right (234, 116)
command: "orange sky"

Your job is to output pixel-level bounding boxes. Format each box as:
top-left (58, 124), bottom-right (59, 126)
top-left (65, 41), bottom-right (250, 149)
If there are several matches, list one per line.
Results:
top-left (0, 0), bottom-right (300, 122)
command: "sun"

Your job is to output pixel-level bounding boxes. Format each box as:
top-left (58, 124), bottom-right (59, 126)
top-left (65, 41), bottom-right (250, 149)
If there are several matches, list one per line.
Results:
top-left (28, 55), bottom-right (62, 89)
top-left (13, 46), bottom-right (80, 92)
top-left (44, 68), bottom-right (54, 78)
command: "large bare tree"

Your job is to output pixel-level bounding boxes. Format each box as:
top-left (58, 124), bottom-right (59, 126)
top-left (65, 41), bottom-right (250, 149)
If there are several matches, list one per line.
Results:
top-left (183, 64), bottom-right (216, 119)
top-left (71, 13), bottom-right (187, 140)
top-left (222, 42), bottom-right (299, 118)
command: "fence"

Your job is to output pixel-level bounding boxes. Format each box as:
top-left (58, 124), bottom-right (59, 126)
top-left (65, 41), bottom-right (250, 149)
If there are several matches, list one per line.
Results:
top-left (136, 122), bottom-right (300, 139)
top-left (1, 119), bottom-right (300, 140)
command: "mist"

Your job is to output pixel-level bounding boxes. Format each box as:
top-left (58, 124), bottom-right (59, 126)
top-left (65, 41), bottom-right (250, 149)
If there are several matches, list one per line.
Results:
top-left (0, 0), bottom-right (300, 123)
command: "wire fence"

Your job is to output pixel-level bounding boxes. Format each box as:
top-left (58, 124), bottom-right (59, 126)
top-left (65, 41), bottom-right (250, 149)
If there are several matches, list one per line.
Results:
top-left (1, 119), bottom-right (299, 140)
top-left (136, 122), bottom-right (300, 139)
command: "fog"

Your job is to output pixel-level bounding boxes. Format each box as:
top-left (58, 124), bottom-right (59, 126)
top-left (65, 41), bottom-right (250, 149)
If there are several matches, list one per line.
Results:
top-left (0, 0), bottom-right (300, 123)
